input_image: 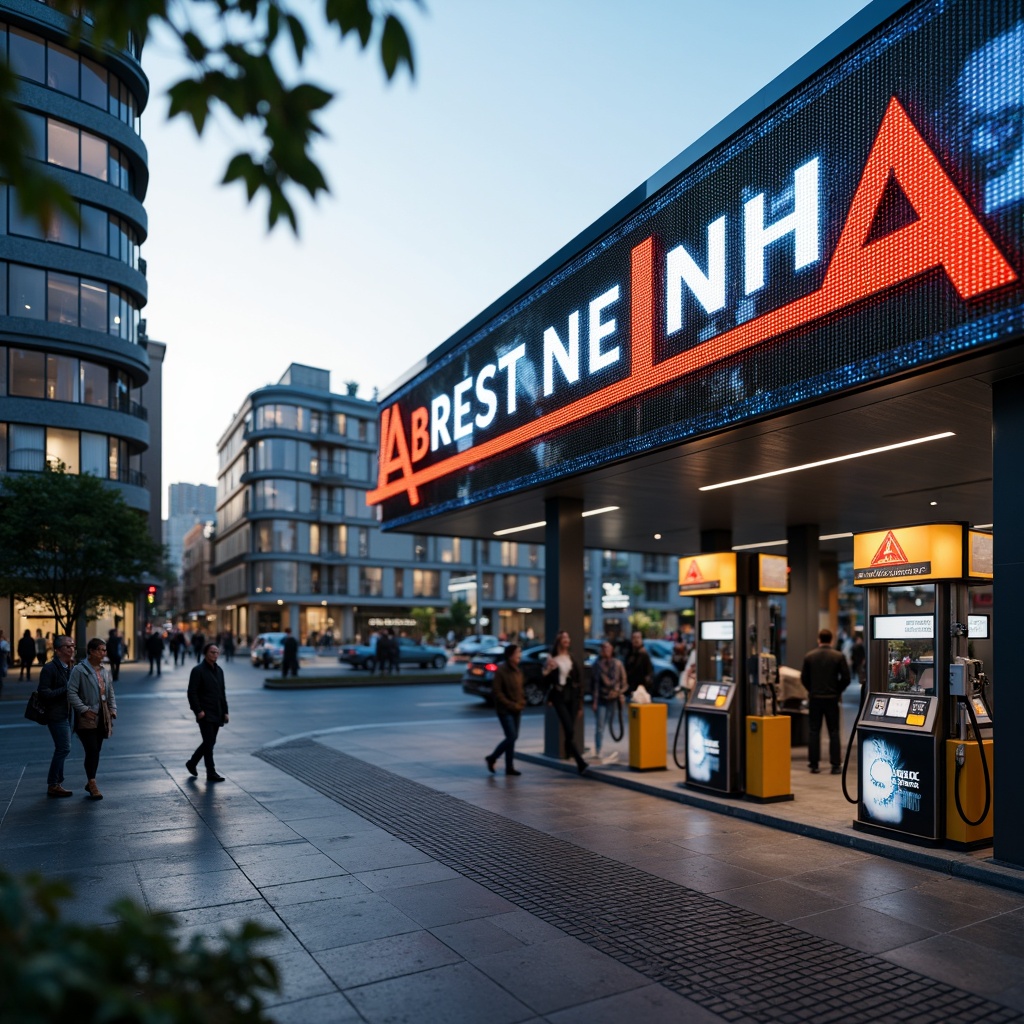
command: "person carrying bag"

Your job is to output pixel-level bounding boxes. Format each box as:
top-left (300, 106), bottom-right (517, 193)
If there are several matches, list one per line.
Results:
top-left (68, 637), bottom-right (117, 800)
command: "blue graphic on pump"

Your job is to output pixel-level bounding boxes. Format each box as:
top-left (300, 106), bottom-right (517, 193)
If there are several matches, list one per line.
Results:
top-left (687, 715), bottom-right (719, 785)
top-left (859, 731), bottom-right (936, 838)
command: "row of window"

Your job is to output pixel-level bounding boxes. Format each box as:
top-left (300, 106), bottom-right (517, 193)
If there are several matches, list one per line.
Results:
top-left (244, 561), bottom-right (543, 601)
top-left (252, 403), bottom-right (376, 443)
top-left (0, 345), bottom-right (137, 411)
top-left (3, 22), bottom-right (140, 130)
top-left (250, 438), bottom-right (371, 481)
top-left (2, 185), bottom-right (140, 268)
top-left (0, 261), bottom-right (140, 341)
top-left (0, 422), bottom-right (137, 481)
top-left (22, 109), bottom-right (133, 192)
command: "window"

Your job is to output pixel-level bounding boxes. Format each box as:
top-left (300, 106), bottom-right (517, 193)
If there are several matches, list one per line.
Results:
top-left (333, 412), bottom-right (346, 435)
top-left (80, 361), bottom-right (108, 406)
top-left (47, 273), bottom-right (79, 326)
top-left (481, 573), bottom-right (495, 600)
top-left (80, 279), bottom-right (107, 332)
top-left (337, 524), bottom-right (348, 556)
top-left (47, 354), bottom-right (78, 402)
top-left (80, 432), bottom-right (107, 477)
top-left (9, 190), bottom-right (44, 239)
top-left (500, 541), bottom-right (518, 567)
top-left (80, 130), bottom-right (107, 180)
top-left (46, 206), bottom-right (79, 248)
top-left (643, 554), bottom-right (672, 573)
top-left (46, 427), bottom-right (78, 473)
top-left (0, 345), bottom-right (6, 393)
top-left (0, 423), bottom-right (6, 472)
top-left (47, 43), bottom-right (79, 96)
top-left (528, 575), bottom-right (542, 602)
top-left (9, 28), bottom-right (45, 83)
top-left (80, 205), bottom-right (107, 254)
top-left (308, 522), bottom-right (321, 555)
top-left (81, 58), bottom-right (107, 108)
top-left (47, 120), bottom-right (79, 171)
top-left (413, 569), bottom-right (440, 598)
top-left (439, 538), bottom-right (463, 563)
top-left (503, 574), bottom-right (518, 600)
top-left (359, 566), bottom-right (382, 597)
top-left (9, 424), bottom-right (44, 471)
top-left (9, 348), bottom-right (45, 397)
top-left (331, 565), bottom-right (348, 595)
top-left (10, 265), bottom-right (44, 318)
top-left (22, 111), bottom-right (45, 161)
top-left (358, 527), bottom-right (369, 558)
top-left (414, 535), bottom-right (428, 562)
top-left (348, 449), bottom-right (370, 480)
top-left (394, 569), bottom-right (405, 598)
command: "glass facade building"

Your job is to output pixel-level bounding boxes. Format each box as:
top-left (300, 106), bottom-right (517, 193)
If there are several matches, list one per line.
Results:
top-left (213, 365), bottom-right (681, 644)
top-left (0, 2), bottom-right (152, 647)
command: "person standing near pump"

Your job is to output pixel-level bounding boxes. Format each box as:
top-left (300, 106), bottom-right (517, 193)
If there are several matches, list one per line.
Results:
top-left (542, 630), bottom-right (588, 774)
top-left (280, 627), bottom-right (299, 678)
top-left (68, 638), bottom-right (117, 800)
top-left (38, 636), bottom-right (75, 798)
top-left (801, 628), bottom-right (851, 775)
top-left (624, 630), bottom-right (654, 696)
top-left (186, 643), bottom-right (228, 782)
top-left (591, 640), bottom-right (627, 762)
top-left (485, 644), bottom-right (526, 776)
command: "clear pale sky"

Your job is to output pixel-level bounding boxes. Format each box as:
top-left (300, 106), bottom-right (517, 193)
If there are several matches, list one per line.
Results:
top-left (140, 0), bottom-right (873, 515)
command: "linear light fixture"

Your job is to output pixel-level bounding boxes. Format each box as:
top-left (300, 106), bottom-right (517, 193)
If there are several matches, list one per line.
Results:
top-left (732, 539), bottom-right (788, 550)
top-left (699, 432), bottom-right (956, 491)
top-left (819, 532), bottom-right (854, 541)
top-left (973, 523), bottom-right (993, 530)
top-left (494, 506), bottom-right (618, 536)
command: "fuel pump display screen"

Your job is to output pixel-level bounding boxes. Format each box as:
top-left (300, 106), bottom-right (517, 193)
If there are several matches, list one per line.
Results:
top-left (863, 694), bottom-right (936, 729)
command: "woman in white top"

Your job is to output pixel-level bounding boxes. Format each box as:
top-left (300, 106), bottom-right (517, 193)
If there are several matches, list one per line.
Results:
top-left (68, 637), bottom-right (117, 800)
top-left (542, 630), bottom-right (588, 774)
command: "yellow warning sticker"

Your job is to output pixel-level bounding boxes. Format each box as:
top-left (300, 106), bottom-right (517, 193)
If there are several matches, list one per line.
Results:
top-left (906, 714), bottom-right (926, 727)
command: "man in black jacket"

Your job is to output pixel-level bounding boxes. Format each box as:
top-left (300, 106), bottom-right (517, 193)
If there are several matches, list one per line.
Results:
top-left (38, 635), bottom-right (75, 797)
top-left (801, 628), bottom-right (851, 775)
top-left (186, 643), bottom-right (229, 782)
top-left (280, 627), bottom-right (299, 678)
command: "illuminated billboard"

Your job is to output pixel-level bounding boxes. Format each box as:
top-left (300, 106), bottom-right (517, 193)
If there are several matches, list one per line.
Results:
top-left (372, 1), bottom-right (1023, 527)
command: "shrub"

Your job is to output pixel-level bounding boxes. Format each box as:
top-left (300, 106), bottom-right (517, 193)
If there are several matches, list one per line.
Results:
top-left (0, 871), bottom-right (280, 1023)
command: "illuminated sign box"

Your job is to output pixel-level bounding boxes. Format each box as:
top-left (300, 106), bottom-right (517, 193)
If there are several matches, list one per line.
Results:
top-left (853, 523), bottom-right (991, 584)
top-left (700, 620), bottom-right (735, 642)
top-left (679, 552), bottom-right (737, 595)
top-left (968, 614), bottom-right (990, 639)
top-left (372, 1), bottom-right (1024, 528)
top-left (758, 554), bottom-right (789, 594)
top-left (871, 615), bottom-right (935, 641)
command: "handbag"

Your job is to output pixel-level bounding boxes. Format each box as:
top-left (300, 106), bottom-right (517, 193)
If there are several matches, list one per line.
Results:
top-left (99, 699), bottom-right (113, 739)
top-left (75, 708), bottom-right (98, 731)
top-left (24, 691), bottom-right (49, 725)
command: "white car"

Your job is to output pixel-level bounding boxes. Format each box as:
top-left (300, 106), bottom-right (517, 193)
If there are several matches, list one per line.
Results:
top-left (454, 634), bottom-right (501, 657)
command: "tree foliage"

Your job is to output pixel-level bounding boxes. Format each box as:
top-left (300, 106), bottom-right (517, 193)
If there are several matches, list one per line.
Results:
top-left (0, 466), bottom-right (165, 637)
top-left (0, 870), bottom-right (280, 1023)
top-left (2, 0), bottom-right (420, 232)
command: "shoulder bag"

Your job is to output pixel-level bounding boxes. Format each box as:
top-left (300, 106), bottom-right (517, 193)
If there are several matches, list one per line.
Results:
top-left (24, 691), bottom-right (49, 725)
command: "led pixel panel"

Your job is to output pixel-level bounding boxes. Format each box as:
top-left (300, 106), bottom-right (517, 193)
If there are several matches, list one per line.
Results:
top-left (373, 1), bottom-right (1023, 527)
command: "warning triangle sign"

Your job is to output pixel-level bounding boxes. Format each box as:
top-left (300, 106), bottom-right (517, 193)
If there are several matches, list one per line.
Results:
top-left (683, 560), bottom-right (705, 584)
top-left (870, 531), bottom-right (909, 566)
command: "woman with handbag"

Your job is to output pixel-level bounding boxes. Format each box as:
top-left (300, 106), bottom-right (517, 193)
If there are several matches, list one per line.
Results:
top-left (68, 637), bottom-right (117, 800)
top-left (542, 630), bottom-right (588, 775)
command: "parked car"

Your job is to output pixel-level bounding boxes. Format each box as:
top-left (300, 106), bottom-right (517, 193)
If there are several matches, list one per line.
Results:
top-left (462, 640), bottom-right (605, 706)
top-left (454, 634), bottom-right (500, 657)
top-left (338, 636), bottom-right (449, 671)
top-left (250, 632), bottom-right (287, 669)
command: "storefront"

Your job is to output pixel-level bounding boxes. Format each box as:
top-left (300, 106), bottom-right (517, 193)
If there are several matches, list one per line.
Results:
top-left (369, 0), bottom-right (1024, 867)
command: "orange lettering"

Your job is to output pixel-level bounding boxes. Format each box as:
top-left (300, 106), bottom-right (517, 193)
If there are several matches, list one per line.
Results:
top-left (410, 406), bottom-right (429, 462)
top-left (375, 404), bottom-right (419, 505)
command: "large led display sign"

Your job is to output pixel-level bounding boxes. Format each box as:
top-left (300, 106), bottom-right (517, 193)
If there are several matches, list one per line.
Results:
top-left (371, 0), bottom-right (1023, 527)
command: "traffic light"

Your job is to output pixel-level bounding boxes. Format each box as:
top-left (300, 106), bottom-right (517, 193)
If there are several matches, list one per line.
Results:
top-left (147, 585), bottom-right (157, 605)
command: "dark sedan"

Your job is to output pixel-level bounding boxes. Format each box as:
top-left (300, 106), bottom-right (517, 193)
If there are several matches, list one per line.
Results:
top-left (338, 637), bottom-right (448, 671)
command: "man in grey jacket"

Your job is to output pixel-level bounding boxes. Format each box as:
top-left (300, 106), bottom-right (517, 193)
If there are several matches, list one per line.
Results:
top-left (801, 628), bottom-right (851, 775)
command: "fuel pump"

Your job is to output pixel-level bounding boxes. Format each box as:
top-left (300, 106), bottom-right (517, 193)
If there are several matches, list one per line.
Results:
top-left (947, 655), bottom-right (993, 844)
top-left (674, 551), bottom-right (789, 799)
top-left (850, 522), bottom-right (994, 848)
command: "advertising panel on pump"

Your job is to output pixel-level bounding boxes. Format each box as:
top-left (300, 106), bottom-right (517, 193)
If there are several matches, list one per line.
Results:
top-left (371, 1), bottom-right (1023, 527)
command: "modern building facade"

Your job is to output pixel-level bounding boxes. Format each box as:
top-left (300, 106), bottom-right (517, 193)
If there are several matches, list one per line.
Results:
top-left (164, 481), bottom-right (216, 578)
top-left (0, 2), bottom-right (154, 645)
top-left (213, 365), bottom-right (682, 643)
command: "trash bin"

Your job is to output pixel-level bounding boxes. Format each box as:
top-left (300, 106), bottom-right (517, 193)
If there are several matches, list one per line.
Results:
top-left (628, 702), bottom-right (667, 771)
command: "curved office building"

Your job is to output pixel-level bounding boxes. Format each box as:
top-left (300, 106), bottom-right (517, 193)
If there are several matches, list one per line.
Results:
top-left (0, 2), bottom-right (150, 642)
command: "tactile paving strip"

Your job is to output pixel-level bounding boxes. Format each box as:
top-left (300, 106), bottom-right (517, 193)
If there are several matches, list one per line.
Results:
top-left (257, 739), bottom-right (1020, 1024)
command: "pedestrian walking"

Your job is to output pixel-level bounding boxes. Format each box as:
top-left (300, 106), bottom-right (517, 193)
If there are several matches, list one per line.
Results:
top-left (542, 630), bottom-right (588, 774)
top-left (186, 643), bottom-right (228, 782)
top-left (222, 633), bottom-right (235, 662)
top-left (800, 628), bottom-right (851, 775)
top-left (18, 629), bottom-right (35, 680)
top-left (68, 637), bottom-right (116, 800)
top-left (280, 627), bottom-right (299, 678)
top-left (590, 640), bottom-right (627, 762)
top-left (485, 644), bottom-right (526, 776)
top-left (388, 629), bottom-right (401, 675)
top-left (106, 628), bottom-right (123, 681)
top-left (145, 628), bottom-right (164, 676)
top-left (34, 629), bottom-right (48, 668)
top-left (375, 630), bottom-right (389, 676)
top-left (192, 631), bottom-right (206, 664)
top-left (624, 630), bottom-right (654, 695)
top-left (170, 629), bottom-right (184, 666)
top-left (37, 635), bottom-right (75, 798)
